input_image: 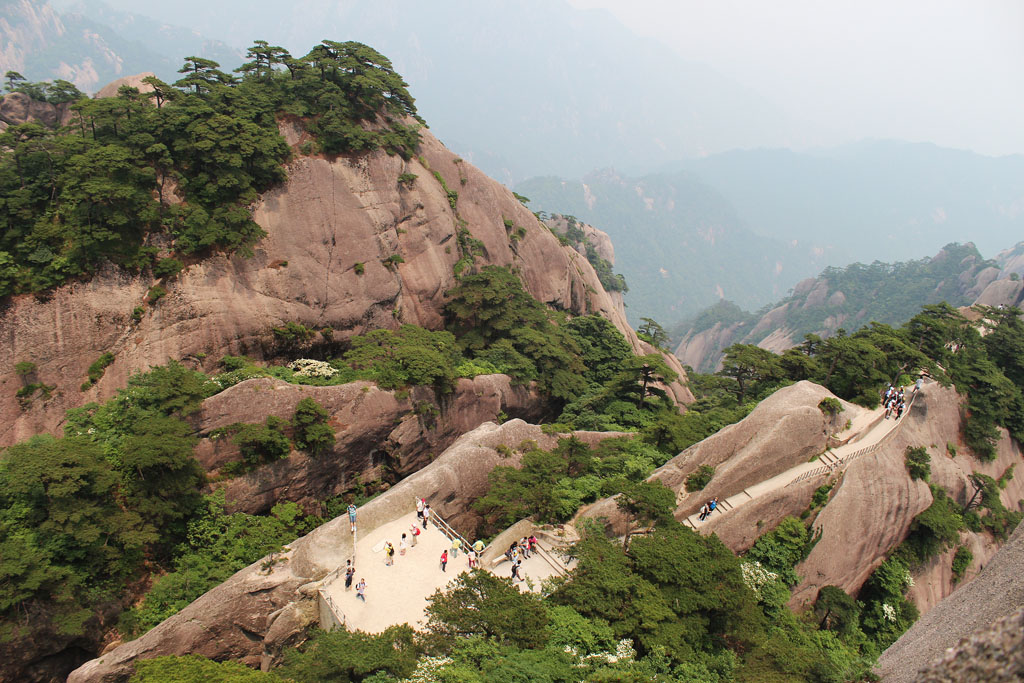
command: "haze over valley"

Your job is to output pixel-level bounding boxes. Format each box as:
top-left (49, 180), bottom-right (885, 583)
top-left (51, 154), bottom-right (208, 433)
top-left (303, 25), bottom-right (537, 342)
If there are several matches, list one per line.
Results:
top-left (1, 2), bottom-right (1023, 682)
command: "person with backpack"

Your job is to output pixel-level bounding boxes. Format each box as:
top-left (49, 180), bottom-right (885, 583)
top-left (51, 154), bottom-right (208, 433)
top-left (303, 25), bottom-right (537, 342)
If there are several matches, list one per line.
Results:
top-left (440, 550), bottom-right (448, 572)
top-left (410, 523), bottom-right (420, 547)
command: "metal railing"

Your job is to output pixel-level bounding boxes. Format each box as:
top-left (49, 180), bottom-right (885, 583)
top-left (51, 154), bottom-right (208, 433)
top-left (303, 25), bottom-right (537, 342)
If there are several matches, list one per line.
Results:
top-left (317, 587), bottom-right (346, 631)
top-left (786, 390), bottom-right (917, 488)
top-left (429, 509), bottom-right (474, 552)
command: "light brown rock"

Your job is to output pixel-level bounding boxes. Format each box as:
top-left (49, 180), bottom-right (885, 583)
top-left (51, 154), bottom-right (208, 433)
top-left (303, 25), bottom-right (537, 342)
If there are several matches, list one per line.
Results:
top-left (93, 73), bottom-right (156, 99)
top-left (192, 374), bottom-right (543, 514)
top-left (0, 127), bottom-right (688, 447)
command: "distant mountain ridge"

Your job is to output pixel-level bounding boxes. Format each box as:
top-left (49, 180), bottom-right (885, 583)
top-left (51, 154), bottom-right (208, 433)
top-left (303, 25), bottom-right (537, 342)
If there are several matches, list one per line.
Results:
top-left (673, 243), bottom-right (1001, 373)
top-left (517, 170), bottom-right (826, 327)
top-left (1, 0), bottom-right (240, 91)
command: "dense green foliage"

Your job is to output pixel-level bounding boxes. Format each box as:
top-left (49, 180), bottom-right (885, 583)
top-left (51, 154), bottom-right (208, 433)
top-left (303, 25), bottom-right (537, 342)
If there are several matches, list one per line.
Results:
top-left (130, 654), bottom-right (277, 681)
top-left (951, 545), bottom-right (973, 583)
top-left (120, 492), bottom-right (313, 637)
top-left (0, 360), bottom-right (326, 648)
top-left (474, 436), bottom-right (671, 534)
top-left (0, 41), bottom-right (420, 297)
top-left (904, 446), bottom-right (931, 481)
top-left (291, 397), bottom-right (336, 454)
top-left (684, 464), bottom-right (715, 492)
top-left (712, 304), bottom-right (1024, 462)
top-left (545, 214), bottom-right (627, 293)
top-left (672, 243), bottom-right (994, 364)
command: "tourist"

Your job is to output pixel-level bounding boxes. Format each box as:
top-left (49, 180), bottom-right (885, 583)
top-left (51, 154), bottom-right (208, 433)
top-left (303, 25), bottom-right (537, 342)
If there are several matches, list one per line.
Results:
top-left (423, 504), bottom-right (431, 530)
top-left (473, 538), bottom-right (485, 555)
top-left (520, 537), bottom-right (530, 559)
top-left (914, 376), bottom-right (924, 395)
top-left (468, 548), bottom-right (477, 568)
top-left (511, 559), bottom-right (521, 582)
top-left (708, 497), bottom-right (718, 515)
top-left (344, 560), bottom-right (355, 591)
top-left (440, 549), bottom-right (448, 572)
top-left (698, 502), bottom-right (709, 521)
top-left (356, 578), bottom-right (366, 602)
top-left (416, 497), bottom-right (425, 520)
top-left (348, 503), bottom-right (357, 533)
top-left (528, 535), bottom-right (538, 554)
top-left (410, 524), bottom-right (420, 547)
top-left (385, 542), bottom-right (395, 566)
top-left (399, 533), bottom-right (408, 556)
top-left (451, 537), bottom-right (461, 558)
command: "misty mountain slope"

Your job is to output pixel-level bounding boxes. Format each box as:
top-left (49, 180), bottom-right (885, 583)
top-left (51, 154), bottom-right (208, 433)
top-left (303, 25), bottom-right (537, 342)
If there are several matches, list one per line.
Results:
top-left (517, 170), bottom-right (827, 326)
top-left (674, 141), bottom-right (1024, 262)
top-left (60, 0), bottom-right (798, 181)
top-left (674, 242), bottom-right (998, 372)
top-left (1, 0), bottom-right (239, 91)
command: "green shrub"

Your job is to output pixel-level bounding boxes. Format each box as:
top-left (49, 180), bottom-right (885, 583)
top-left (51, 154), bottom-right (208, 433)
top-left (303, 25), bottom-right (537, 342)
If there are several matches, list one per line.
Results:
top-left (153, 258), bottom-right (184, 278)
top-left (271, 321), bottom-right (315, 348)
top-left (951, 545), bottom-right (972, 583)
top-left (232, 416), bottom-right (291, 467)
top-left (292, 397), bottom-right (335, 454)
top-left (353, 261), bottom-right (364, 275)
top-left (14, 361), bottom-right (36, 377)
top-left (898, 486), bottom-right (962, 565)
top-left (397, 172), bottom-right (417, 185)
top-left (946, 442), bottom-right (957, 457)
top-left (818, 397), bottom-right (842, 416)
top-left (962, 509), bottom-right (983, 532)
top-left (811, 481), bottom-right (834, 508)
top-left (131, 306), bottom-right (145, 323)
top-left (146, 285), bottom-right (167, 304)
top-left (904, 446), bottom-right (931, 481)
top-left (83, 352), bottom-right (116, 388)
top-left (382, 254), bottom-right (405, 269)
top-left (685, 464), bottom-right (715, 492)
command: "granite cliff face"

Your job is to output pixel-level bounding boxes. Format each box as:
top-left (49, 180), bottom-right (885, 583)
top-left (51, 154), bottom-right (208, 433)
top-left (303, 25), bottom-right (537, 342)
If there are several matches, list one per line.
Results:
top-left (0, 112), bottom-right (690, 448)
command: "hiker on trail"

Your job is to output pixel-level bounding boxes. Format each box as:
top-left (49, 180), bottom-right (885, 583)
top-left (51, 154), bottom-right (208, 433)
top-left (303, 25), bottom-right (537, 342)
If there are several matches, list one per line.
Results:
top-left (528, 535), bottom-right (537, 554)
top-left (422, 505), bottom-right (431, 530)
top-left (400, 534), bottom-right (408, 556)
top-left (520, 537), bottom-right (530, 559)
top-left (385, 542), bottom-right (395, 566)
top-left (451, 537), bottom-right (461, 558)
top-left (410, 524), bottom-right (420, 547)
top-left (708, 497), bottom-right (718, 515)
top-left (356, 578), bottom-right (366, 601)
top-left (416, 497), bottom-right (425, 520)
top-left (698, 502), bottom-right (710, 522)
top-left (895, 400), bottom-right (905, 419)
top-left (473, 538), bottom-right (485, 554)
top-left (440, 550), bottom-right (448, 572)
top-left (468, 548), bottom-right (477, 568)
top-left (914, 376), bottom-right (924, 394)
top-left (348, 504), bottom-right (357, 533)
top-left (511, 559), bottom-right (522, 581)
top-left (344, 561), bottom-right (355, 590)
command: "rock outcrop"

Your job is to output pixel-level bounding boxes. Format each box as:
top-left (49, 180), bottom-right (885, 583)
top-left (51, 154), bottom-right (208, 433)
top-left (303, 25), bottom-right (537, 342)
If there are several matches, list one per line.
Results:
top-left (791, 382), bottom-right (1023, 608)
top-left (0, 89), bottom-right (73, 129)
top-left (67, 419), bottom-right (625, 683)
top-left (579, 381), bottom-right (857, 538)
top-left (0, 117), bottom-right (689, 447)
top-left (875, 523), bottom-right (1024, 683)
top-left (192, 374), bottom-right (543, 514)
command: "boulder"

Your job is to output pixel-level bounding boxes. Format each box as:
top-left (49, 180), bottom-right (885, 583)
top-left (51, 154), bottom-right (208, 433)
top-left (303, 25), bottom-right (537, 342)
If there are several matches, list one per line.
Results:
top-left (93, 73), bottom-right (156, 99)
top-left (193, 374), bottom-right (544, 514)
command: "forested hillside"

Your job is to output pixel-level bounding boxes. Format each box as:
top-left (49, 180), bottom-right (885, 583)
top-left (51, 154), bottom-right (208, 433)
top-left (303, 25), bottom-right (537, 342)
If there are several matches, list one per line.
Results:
top-left (674, 243), bottom-right (999, 372)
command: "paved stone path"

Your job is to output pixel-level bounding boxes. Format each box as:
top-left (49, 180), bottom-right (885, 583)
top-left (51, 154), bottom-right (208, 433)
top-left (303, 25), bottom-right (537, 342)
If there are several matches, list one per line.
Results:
top-left (684, 389), bottom-right (917, 529)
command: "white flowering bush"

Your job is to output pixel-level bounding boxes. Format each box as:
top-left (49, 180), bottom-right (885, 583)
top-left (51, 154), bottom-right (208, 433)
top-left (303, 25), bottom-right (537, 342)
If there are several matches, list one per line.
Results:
top-left (289, 358), bottom-right (338, 379)
top-left (741, 561), bottom-right (779, 600)
top-left (881, 602), bottom-right (897, 622)
top-left (402, 655), bottom-right (452, 682)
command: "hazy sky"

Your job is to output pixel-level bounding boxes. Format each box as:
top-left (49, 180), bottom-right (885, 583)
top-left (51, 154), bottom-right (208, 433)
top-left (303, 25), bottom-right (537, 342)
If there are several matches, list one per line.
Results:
top-left (569, 0), bottom-right (1024, 157)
